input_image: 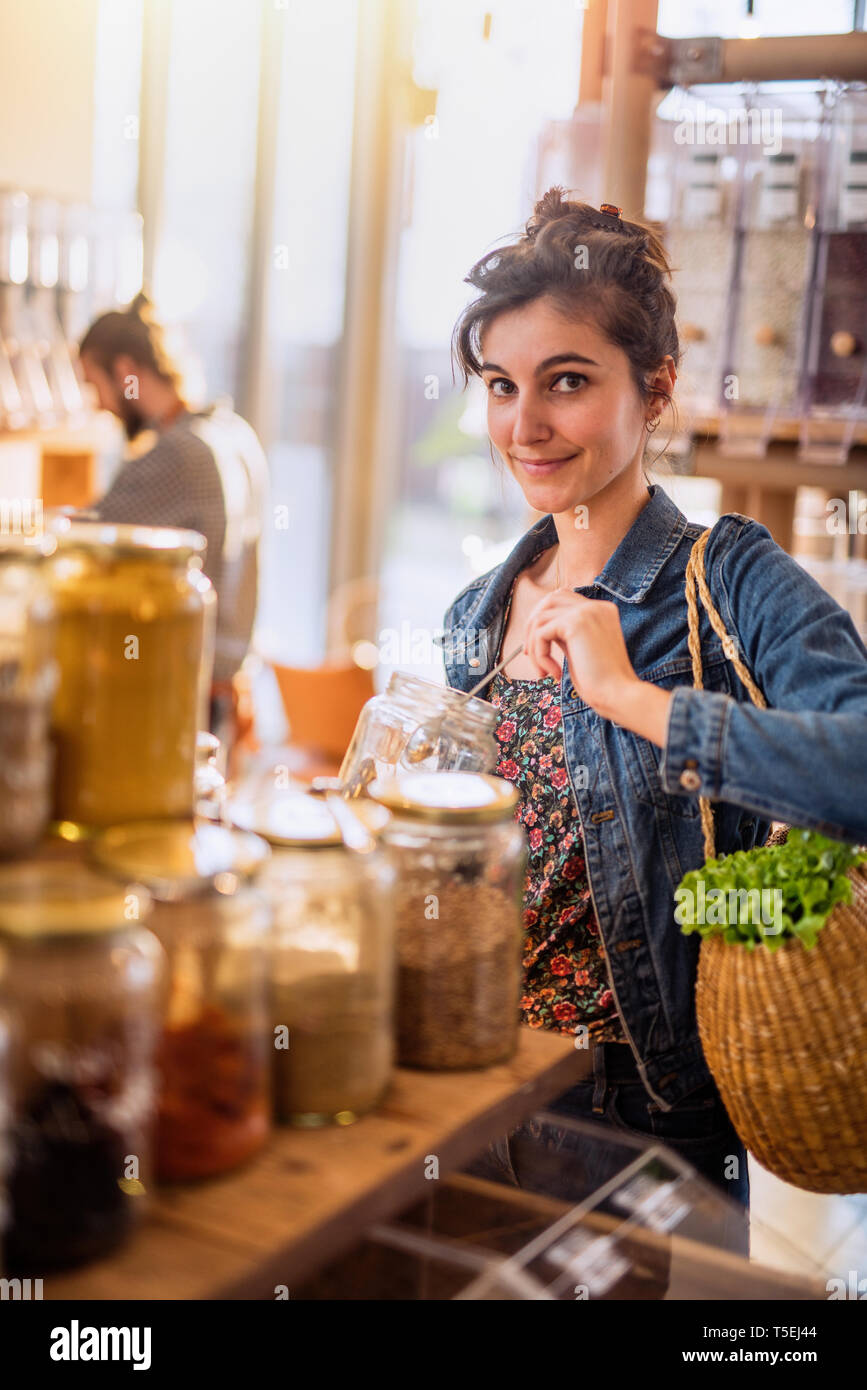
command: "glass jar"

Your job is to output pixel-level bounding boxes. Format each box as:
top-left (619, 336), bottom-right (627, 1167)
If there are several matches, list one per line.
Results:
top-left (0, 535), bottom-right (57, 856)
top-left (0, 861), bottom-right (164, 1274)
top-left (228, 790), bottom-right (395, 1127)
top-left (370, 771), bottom-right (527, 1070)
top-left (47, 520), bottom-right (216, 830)
top-left (338, 671), bottom-right (499, 798)
top-left (91, 819), bottom-right (272, 1181)
top-left (0, 1005), bottom-right (10, 1275)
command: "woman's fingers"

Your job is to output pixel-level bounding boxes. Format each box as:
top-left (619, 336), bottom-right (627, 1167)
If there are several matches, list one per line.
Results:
top-left (524, 614), bottom-right (568, 679)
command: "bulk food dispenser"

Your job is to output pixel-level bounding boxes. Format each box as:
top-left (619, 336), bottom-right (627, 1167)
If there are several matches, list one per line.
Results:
top-left (649, 82), bottom-right (867, 470)
top-left (800, 87), bottom-right (867, 463)
top-left (659, 132), bottom-right (736, 419)
top-left (719, 95), bottom-right (817, 457)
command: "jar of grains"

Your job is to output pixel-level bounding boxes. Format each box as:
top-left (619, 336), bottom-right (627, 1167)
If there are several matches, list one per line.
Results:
top-left (0, 862), bottom-right (164, 1275)
top-left (369, 771), bottom-right (527, 1070)
top-left (227, 789), bottom-right (396, 1127)
top-left (47, 520), bottom-right (216, 830)
top-left (338, 671), bottom-right (499, 799)
top-left (90, 820), bottom-right (272, 1181)
top-left (0, 534), bottom-right (57, 857)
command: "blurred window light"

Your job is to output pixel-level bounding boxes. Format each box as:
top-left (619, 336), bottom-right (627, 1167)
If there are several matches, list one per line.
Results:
top-left (155, 0), bottom-right (262, 398)
top-left (657, 0), bottom-right (856, 37)
top-left (377, 0), bottom-right (581, 690)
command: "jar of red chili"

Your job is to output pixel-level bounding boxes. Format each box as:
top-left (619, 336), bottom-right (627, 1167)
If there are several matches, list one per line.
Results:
top-left (91, 820), bottom-right (272, 1182)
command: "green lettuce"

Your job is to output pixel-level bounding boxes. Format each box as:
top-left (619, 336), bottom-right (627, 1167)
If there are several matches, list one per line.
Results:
top-left (675, 828), bottom-right (867, 953)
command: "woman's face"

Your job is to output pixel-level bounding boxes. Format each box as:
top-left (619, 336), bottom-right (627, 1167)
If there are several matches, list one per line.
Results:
top-left (480, 296), bottom-right (664, 515)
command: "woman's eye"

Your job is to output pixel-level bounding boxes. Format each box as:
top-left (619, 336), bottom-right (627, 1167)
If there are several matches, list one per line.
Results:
top-left (551, 373), bottom-right (588, 393)
top-left (487, 378), bottom-right (515, 397)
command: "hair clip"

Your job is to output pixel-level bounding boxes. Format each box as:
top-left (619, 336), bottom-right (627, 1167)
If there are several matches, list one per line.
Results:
top-left (583, 203), bottom-right (626, 234)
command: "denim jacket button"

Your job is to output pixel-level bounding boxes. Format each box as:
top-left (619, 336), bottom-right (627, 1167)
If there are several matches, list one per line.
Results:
top-left (679, 768), bottom-right (702, 791)
top-left (468, 657), bottom-right (480, 667)
top-left (569, 687), bottom-right (576, 699)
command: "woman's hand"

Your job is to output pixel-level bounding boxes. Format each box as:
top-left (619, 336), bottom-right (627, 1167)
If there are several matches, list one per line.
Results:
top-left (522, 589), bottom-right (673, 747)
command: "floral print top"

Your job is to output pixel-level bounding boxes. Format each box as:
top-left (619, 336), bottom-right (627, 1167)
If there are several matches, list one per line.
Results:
top-left (487, 586), bottom-right (626, 1045)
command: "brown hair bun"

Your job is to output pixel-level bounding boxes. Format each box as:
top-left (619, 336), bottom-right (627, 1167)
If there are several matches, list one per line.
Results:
top-left (453, 185), bottom-right (679, 431)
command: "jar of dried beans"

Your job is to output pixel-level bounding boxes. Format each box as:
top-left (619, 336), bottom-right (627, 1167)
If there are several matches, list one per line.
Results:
top-left (369, 771), bottom-right (527, 1070)
top-left (0, 861), bottom-right (164, 1274)
top-left (90, 820), bottom-right (272, 1182)
top-left (228, 789), bottom-right (396, 1127)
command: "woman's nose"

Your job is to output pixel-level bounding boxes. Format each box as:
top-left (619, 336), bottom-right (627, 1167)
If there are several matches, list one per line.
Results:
top-left (511, 395), bottom-right (551, 446)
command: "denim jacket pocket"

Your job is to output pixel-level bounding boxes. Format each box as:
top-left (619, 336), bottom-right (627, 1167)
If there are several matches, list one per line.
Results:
top-left (621, 656), bottom-right (732, 819)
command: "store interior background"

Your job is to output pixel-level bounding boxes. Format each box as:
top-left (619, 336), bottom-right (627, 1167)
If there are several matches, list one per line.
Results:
top-left (1, 0), bottom-right (866, 1282)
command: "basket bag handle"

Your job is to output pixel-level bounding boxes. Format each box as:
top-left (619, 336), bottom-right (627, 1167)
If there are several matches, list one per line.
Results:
top-left (685, 528), bottom-right (778, 861)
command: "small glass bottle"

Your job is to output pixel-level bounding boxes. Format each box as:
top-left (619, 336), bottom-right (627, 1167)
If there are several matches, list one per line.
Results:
top-left (91, 820), bottom-right (272, 1181)
top-left (338, 671), bottom-right (499, 798)
top-left (0, 534), bottom-right (57, 857)
top-left (0, 861), bottom-right (164, 1274)
top-left (228, 790), bottom-right (395, 1127)
top-left (369, 771), bottom-right (527, 1070)
top-left (47, 519), bottom-right (216, 830)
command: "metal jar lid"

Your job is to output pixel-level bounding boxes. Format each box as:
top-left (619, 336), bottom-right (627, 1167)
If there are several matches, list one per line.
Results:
top-left (49, 517), bottom-right (206, 564)
top-left (90, 819), bottom-right (270, 901)
top-left (0, 861), bottom-right (152, 938)
top-left (225, 789), bottom-right (390, 850)
top-left (368, 771), bottom-right (518, 824)
top-left (0, 533), bottom-right (57, 561)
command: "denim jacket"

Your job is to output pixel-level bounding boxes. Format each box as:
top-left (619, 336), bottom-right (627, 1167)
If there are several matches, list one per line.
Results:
top-left (441, 484), bottom-right (867, 1109)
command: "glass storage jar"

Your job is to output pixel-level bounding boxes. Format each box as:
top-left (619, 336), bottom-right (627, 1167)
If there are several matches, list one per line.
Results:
top-left (47, 520), bottom-right (216, 830)
top-left (91, 819), bottom-right (272, 1181)
top-left (0, 861), bottom-right (164, 1274)
top-left (228, 789), bottom-right (395, 1127)
top-left (0, 1005), bottom-right (10, 1275)
top-left (338, 670), bottom-right (499, 798)
top-left (369, 771), bottom-right (527, 1070)
top-left (0, 534), bottom-right (57, 856)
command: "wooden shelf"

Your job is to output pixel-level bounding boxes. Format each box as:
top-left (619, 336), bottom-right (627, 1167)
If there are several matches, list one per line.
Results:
top-left (43, 1027), bottom-right (591, 1301)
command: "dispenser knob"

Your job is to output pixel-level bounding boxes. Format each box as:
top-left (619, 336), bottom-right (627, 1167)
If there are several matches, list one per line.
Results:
top-left (830, 330), bottom-right (858, 358)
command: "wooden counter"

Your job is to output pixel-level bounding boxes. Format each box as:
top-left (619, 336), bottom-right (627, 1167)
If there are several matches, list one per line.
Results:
top-left (45, 1027), bottom-right (591, 1301)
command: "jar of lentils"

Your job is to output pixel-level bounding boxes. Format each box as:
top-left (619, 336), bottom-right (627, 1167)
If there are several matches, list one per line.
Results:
top-left (369, 771), bottom-right (527, 1070)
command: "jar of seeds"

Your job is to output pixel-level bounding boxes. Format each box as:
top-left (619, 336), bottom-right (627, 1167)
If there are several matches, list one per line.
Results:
top-left (226, 790), bottom-right (396, 1127)
top-left (337, 671), bottom-right (499, 799)
top-left (369, 771), bottom-right (527, 1070)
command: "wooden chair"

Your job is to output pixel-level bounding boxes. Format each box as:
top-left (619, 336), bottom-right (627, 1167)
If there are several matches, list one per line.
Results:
top-left (268, 660), bottom-right (375, 781)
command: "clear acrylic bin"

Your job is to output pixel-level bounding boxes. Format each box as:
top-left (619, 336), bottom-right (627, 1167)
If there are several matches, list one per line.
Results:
top-left (295, 1111), bottom-right (829, 1300)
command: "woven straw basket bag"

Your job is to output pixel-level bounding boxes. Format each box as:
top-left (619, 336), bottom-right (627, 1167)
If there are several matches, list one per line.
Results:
top-left (685, 528), bottom-right (867, 1194)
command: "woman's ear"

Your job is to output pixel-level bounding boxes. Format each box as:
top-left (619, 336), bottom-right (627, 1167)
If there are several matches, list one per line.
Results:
top-left (647, 355), bottom-right (677, 399)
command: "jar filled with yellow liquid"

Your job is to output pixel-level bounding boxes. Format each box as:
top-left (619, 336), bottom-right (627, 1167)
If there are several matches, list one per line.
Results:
top-left (48, 522), bottom-right (216, 830)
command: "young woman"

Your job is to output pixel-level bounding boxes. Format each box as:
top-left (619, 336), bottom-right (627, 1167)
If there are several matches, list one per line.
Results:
top-left (442, 188), bottom-right (867, 1242)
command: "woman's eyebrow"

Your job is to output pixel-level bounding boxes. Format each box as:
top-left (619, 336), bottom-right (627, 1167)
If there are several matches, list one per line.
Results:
top-left (480, 352), bottom-right (600, 376)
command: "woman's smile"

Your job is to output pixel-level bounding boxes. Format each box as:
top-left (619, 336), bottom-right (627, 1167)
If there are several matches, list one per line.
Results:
top-left (513, 453), bottom-right (578, 476)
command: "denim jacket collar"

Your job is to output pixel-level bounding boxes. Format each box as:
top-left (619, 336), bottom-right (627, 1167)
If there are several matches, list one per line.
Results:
top-left (460, 483), bottom-right (691, 634)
